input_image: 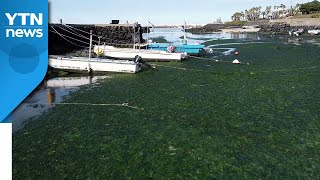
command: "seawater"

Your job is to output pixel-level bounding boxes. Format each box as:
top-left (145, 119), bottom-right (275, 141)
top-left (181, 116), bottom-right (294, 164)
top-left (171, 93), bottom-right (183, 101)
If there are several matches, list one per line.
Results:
top-left (143, 28), bottom-right (261, 44)
top-left (12, 76), bottom-right (109, 132)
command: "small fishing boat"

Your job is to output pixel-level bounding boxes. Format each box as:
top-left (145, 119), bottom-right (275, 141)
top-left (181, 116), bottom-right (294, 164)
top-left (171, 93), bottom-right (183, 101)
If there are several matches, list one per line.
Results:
top-left (49, 56), bottom-right (142, 73)
top-left (308, 29), bottom-right (320, 35)
top-left (146, 21), bottom-right (210, 55)
top-left (147, 43), bottom-right (206, 55)
top-left (94, 45), bottom-right (187, 61)
top-left (49, 29), bottom-right (145, 74)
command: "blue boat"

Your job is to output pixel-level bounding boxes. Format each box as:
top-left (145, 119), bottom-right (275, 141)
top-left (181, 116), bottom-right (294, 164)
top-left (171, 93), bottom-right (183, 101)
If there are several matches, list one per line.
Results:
top-left (147, 43), bottom-right (205, 55)
top-left (147, 21), bottom-right (207, 55)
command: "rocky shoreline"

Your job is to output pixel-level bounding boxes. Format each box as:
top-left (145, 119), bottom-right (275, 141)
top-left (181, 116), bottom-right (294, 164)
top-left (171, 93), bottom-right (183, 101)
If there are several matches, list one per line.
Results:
top-left (259, 23), bottom-right (320, 34)
top-left (186, 19), bottom-right (320, 35)
top-left (186, 24), bottom-right (243, 34)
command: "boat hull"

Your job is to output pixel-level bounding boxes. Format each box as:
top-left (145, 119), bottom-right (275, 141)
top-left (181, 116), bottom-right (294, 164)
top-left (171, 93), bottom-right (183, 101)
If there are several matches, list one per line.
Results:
top-left (49, 56), bottom-right (141, 74)
top-left (308, 30), bottom-right (320, 35)
top-left (94, 46), bottom-right (186, 61)
top-left (147, 43), bottom-right (205, 55)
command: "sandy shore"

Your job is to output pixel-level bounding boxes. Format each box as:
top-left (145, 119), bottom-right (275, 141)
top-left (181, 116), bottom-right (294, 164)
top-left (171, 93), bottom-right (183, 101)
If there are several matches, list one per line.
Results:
top-left (220, 27), bottom-right (260, 33)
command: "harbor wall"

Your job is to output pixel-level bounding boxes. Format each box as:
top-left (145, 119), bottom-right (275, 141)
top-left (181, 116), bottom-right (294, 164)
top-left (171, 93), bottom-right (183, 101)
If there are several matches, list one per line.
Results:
top-left (49, 24), bottom-right (149, 55)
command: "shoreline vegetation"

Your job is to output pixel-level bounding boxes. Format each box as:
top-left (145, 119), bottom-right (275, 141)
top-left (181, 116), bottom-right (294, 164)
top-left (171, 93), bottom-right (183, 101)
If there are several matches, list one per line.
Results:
top-left (186, 18), bottom-right (320, 34)
top-left (230, 1), bottom-right (320, 23)
top-left (187, 1), bottom-right (320, 34)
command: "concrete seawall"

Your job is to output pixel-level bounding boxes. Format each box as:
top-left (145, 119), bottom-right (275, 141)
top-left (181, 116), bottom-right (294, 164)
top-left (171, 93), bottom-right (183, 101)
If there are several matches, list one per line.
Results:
top-left (49, 24), bottom-right (148, 55)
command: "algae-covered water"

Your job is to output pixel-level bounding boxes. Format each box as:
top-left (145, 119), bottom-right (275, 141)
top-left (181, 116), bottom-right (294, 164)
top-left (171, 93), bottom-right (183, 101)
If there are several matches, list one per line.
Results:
top-left (12, 76), bottom-right (109, 132)
top-left (143, 27), bottom-right (261, 44)
top-left (13, 31), bottom-right (320, 179)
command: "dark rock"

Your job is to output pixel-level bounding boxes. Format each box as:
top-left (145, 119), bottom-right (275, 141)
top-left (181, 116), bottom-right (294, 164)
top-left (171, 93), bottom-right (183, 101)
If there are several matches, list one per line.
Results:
top-left (258, 22), bottom-right (319, 35)
top-left (186, 24), bottom-right (236, 34)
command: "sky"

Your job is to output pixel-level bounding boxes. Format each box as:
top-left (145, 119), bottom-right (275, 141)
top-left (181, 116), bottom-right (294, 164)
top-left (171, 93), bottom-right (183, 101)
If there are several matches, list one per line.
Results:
top-left (49, 0), bottom-right (312, 25)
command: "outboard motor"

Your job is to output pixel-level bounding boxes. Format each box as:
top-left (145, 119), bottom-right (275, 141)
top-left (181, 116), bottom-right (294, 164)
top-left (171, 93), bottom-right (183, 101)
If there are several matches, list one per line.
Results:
top-left (134, 55), bottom-right (142, 63)
top-left (134, 55), bottom-right (155, 69)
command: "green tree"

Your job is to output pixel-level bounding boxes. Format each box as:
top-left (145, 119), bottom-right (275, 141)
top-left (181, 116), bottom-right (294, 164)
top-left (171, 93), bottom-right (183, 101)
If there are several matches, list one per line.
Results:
top-left (265, 6), bottom-right (272, 19)
top-left (279, 4), bottom-right (287, 18)
top-left (300, 0), bottom-right (320, 14)
top-left (294, 3), bottom-right (301, 15)
top-left (231, 12), bottom-right (243, 21)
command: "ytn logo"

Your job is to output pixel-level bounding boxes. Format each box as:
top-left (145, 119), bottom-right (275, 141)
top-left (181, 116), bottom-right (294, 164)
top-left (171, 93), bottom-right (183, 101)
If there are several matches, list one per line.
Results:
top-left (5, 13), bottom-right (43, 38)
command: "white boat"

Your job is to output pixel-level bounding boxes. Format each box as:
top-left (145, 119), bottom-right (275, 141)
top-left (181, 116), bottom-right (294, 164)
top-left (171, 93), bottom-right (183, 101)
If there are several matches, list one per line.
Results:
top-left (49, 56), bottom-right (142, 73)
top-left (94, 45), bottom-right (187, 61)
top-left (49, 28), bottom-right (147, 73)
top-left (289, 28), bottom-right (304, 37)
top-left (308, 30), bottom-right (320, 35)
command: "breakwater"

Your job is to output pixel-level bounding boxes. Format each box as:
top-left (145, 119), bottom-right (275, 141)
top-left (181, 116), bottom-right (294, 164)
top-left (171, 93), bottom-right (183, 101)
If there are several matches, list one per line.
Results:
top-left (49, 24), bottom-right (149, 55)
top-left (186, 24), bottom-right (242, 34)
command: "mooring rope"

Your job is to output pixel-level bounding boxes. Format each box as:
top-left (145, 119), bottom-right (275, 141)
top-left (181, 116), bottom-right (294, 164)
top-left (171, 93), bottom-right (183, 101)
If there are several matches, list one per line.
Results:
top-left (51, 26), bottom-right (136, 48)
top-left (64, 25), bottom-right (92, 40)
top-left (50, 26), bottom-right (90, 47)
top-left (45, 102), bottom-right (144, 110)
top-left (50, 30), bottom-right (89, 48)
top-left (64, 24), bottom-right (135, 44)
top-left (57, 25), bottom-right (94, 42)
top-left (64, 24), bottom-right (101, 37)
top-left (188, 55), bottom-right (220, 61)
top-left (258, 66), bottom-right (319, 73)
top-left (50, 25), bottom-right (137, 48)
top-left (152, 64), bottom-right (206, 72)
top-left (188, 55), bottom-right (250, 65)
top-left (154, 63), bottom-right (318, 75)
top-left (207, 42), bottom-right (266, 48)
top-left (49, 30), bottom-right (90, 48)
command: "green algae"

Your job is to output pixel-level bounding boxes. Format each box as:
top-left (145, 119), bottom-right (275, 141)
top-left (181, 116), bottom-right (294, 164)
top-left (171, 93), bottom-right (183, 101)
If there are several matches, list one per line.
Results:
top-left (13, 39), bottom-right (320, 179)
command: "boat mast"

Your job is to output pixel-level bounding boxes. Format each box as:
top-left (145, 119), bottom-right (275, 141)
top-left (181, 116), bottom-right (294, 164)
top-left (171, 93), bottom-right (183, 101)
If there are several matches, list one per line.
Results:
top-left (88, 30), bottom-right (92, 72)
top-left (133, 23), bottom-right (136, 49)
top-left (147, 20), bottom-right (149, 44)
top-left (148, 21), bottom-right (155, 43)
top-left (97, 36), bottom-right (101, 58)
top-left (183, 20), bottom-right (187, 44)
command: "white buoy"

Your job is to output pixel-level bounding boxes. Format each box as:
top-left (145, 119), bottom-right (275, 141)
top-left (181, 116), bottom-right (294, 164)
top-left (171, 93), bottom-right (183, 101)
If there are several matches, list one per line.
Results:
top-left (233, 59), bottom-right (240, 64)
